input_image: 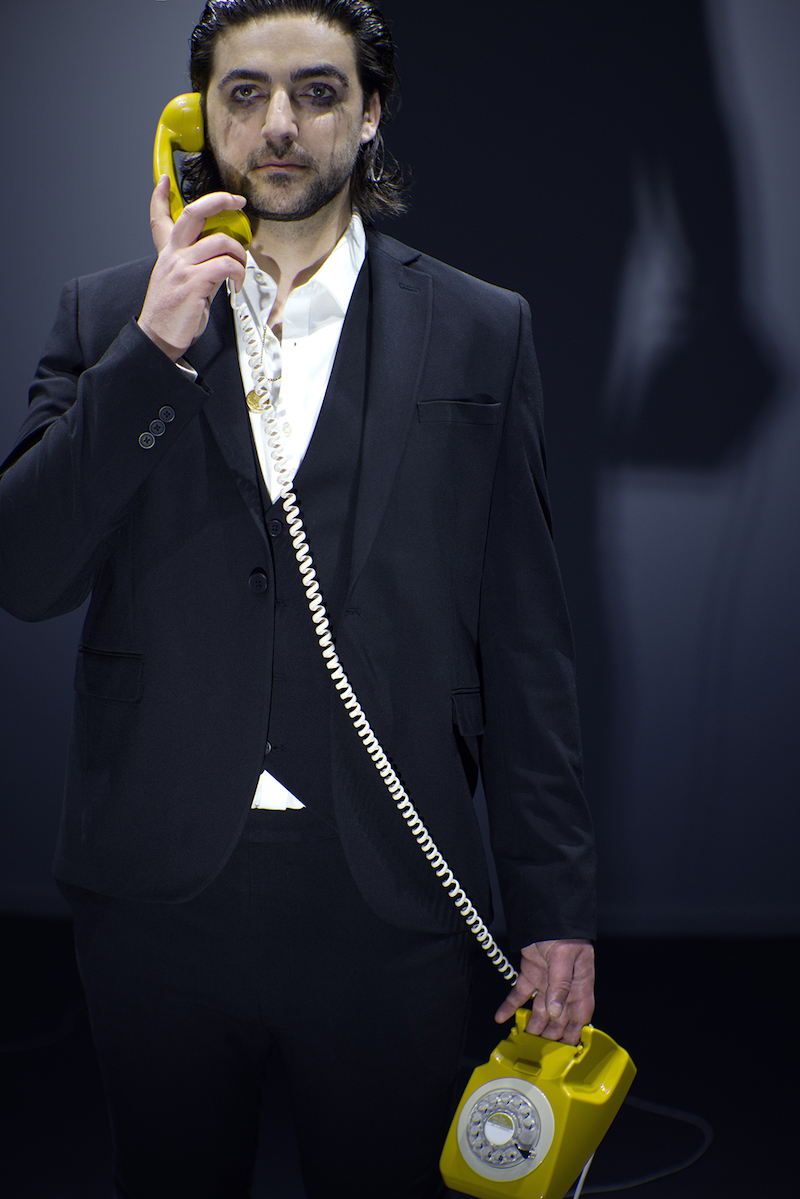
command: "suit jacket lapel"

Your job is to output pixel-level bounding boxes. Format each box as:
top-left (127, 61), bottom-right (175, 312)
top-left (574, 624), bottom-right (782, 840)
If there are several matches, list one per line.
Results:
top-left (348, 234), bottom-right (432, 591)
top-left (184, 292), bottom-right (267, 542)
top-left (182, 233), bottom-right (433, 576)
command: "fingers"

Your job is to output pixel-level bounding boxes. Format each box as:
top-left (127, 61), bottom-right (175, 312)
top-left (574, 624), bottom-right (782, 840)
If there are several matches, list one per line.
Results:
top-left (137, 249), bottom-right (244, 361)
top-left (149, 175), bottom-right (247, 255)
top-left (494, 939), bottom-right (596, 1049)
top-left (170, 190), bottom-right (248, 253)
top-left (494, 945), bottom-right (547, 1024)
top-left (528, 940), bottom-right (595, 1045)
top-left (162, 189), bottom-right (249, 295)
top-left (493, 982), bottom-right (536, 1025)
top-left (139, 182), bottom-right (249, 360)
top-left (180, 230), bottom-right (248, 273)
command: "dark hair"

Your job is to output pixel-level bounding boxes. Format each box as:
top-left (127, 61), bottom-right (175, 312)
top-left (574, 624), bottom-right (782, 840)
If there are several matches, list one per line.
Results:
top-left (183, 0), bottom-right (408, 220)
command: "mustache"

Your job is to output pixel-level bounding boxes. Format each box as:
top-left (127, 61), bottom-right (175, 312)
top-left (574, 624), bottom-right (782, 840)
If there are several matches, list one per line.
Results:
top-left (244, 142), bottom-right (316, 170)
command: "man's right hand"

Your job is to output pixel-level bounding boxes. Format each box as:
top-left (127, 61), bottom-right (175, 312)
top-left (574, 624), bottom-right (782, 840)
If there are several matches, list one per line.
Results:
top-left (137, 175), bottom-right (248, 362)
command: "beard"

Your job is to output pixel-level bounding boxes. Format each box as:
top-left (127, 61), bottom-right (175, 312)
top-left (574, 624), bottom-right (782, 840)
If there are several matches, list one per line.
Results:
top-left (215, 139), bottom-right (360, 224)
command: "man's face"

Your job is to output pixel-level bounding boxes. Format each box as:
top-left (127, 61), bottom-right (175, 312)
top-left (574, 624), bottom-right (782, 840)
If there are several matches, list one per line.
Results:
top-left (204, 14), bottom-right (380, 224)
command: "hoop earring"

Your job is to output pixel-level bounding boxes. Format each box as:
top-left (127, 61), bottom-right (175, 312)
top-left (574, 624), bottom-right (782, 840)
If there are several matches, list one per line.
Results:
top-left (366, 135), bottom-right (385, 185)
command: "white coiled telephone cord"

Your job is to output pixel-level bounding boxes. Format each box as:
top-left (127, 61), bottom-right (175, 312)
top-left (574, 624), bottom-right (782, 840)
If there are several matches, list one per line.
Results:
top-left (235, 293), bottom-right (517, 983)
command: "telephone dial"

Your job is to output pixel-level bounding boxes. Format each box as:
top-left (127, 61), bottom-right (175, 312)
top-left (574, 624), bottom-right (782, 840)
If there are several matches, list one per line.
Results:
top-left (153, 94), bottom-right (637, 1199)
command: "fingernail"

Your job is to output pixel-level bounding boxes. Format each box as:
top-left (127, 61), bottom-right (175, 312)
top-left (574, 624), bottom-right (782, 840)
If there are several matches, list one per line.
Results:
top-left (548, 1002), bottom-right (563, 1018)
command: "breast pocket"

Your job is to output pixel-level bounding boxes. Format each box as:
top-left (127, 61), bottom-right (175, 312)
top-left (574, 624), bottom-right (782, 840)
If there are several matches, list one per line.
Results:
top-left (74, 647), bottom-right (144, 702)
top-left (417, 395), bottom-right (501, 425)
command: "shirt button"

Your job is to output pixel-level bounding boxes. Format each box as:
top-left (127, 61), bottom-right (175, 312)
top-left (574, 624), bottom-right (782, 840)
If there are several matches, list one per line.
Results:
top-left (267, 519), bottom-right (284, 538)
top-left (282, 423), bottom-right (292, 436)
top-left (249, 569), bottom-right (269, 593)
top-left (138, 432), bottom-right (156, 449)
top-left (149, 419), bottom-right (166, 437)
top-left (158, 406), bottom-right (175, 423)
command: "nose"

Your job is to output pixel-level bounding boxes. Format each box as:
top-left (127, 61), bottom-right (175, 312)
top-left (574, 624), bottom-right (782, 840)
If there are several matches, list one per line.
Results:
top-left (261, 89), bottom-right (298, 143)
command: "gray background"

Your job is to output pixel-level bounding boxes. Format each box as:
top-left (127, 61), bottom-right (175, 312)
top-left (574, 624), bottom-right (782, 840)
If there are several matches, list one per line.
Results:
top-left (1, 0), bottom-right (798, 933)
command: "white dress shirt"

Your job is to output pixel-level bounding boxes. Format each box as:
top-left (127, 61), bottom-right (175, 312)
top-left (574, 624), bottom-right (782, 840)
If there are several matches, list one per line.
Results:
top-left (230, 212), bottom-right (366, 808)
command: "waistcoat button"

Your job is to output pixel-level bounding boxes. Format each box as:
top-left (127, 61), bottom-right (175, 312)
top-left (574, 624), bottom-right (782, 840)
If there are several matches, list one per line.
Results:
top-left (267, 519), bottom-right (284, 538)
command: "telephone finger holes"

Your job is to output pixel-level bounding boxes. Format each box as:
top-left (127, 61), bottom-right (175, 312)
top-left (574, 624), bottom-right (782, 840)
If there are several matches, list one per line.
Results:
top-left (456, 1077), bottom-right (555, 1181)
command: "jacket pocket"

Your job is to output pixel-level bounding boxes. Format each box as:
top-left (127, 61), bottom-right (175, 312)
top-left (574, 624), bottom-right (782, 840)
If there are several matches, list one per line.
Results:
top-left (418, 396), bottom-right (501, 424)
top-left (74, 647), bottom-right (144, 702)
top-left (451, 687), bottom-right (485, 737)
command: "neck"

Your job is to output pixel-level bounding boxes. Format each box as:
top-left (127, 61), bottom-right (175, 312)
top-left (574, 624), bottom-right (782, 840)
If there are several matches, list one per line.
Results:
top-left (248, 194), bottom-right (353, 299)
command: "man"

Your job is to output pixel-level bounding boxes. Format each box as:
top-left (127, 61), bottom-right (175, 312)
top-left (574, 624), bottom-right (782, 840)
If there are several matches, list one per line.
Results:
top-left (0, 2), bottom-right (596, 1196)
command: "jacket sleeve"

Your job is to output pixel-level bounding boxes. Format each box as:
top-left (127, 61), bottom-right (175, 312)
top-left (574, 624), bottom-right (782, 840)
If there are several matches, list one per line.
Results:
top-left (478, 296), bottom-right (596, 951)
top-left (0, 274), bottom-right (209, 622)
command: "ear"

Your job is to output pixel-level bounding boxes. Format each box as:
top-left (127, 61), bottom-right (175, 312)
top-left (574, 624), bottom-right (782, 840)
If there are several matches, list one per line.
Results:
top-left (360, 91), bottom-right (381, 144)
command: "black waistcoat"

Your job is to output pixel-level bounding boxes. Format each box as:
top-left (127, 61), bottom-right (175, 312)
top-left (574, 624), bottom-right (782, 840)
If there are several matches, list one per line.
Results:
top-left (252, 264), bottom-right (370, 826)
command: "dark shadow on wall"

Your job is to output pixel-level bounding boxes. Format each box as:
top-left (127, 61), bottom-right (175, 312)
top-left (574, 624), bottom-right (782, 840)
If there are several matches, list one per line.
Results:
top-left (384, 0), bottom-right (779, 922)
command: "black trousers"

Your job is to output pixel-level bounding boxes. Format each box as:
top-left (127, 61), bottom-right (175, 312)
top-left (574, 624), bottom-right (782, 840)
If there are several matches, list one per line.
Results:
top-left (59, 808), bottom-right (475, 1198)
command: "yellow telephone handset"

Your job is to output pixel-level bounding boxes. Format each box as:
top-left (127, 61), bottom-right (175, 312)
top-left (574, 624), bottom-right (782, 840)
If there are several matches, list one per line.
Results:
top-left (153, 93), bottom-right (252, 247)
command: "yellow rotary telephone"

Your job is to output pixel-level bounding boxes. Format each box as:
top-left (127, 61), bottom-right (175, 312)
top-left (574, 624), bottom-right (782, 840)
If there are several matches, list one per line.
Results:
top-left (440, 1011), bottom-right (636, 1199)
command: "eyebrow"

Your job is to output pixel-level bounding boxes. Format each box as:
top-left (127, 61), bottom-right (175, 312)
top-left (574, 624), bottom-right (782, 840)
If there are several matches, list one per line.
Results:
top-left (217, 64), bottom-right (351, 91)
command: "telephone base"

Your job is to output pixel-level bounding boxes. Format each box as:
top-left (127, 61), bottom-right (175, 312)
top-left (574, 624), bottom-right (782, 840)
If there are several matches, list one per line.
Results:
top-left (440, 1013), bottom-right (635, 1199)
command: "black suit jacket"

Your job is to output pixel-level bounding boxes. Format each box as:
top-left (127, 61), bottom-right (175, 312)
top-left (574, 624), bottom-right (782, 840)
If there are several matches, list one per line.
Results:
top-left (0, 231), bottom-right (595, 951)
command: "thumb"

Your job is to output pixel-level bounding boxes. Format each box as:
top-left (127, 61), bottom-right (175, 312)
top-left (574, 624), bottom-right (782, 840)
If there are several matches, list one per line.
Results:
top-left (149, 174), bottom-right (177, 253)
top-left (545, 979), bottom-right (572, 1020)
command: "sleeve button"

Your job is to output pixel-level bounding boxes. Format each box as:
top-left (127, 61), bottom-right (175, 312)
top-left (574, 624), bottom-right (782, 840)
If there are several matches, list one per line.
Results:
top-left (138, 432), bottom-right (156, 449)
top-left (149, 419), bottom-right (166, 437)
top-left (159, 406), bottom-right (175, 423)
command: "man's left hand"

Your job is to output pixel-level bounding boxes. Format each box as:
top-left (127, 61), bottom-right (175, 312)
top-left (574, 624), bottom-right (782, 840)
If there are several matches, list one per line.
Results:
top-left (494, 939), bottom-right (595, 1046)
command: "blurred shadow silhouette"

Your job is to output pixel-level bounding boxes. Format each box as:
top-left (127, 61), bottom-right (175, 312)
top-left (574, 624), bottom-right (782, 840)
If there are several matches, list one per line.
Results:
top-left (388, 0), bottom-right (778, 921)
top-left (516, 0), bottom-right (778, 912)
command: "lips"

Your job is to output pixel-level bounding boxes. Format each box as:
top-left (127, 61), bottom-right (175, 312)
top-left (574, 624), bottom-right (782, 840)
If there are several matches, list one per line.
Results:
top-left (258, 160), bottom-right (307, 170)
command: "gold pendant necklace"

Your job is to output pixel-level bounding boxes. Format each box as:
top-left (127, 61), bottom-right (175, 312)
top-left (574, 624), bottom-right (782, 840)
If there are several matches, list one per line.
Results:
top-left (246, 315), bottom-right (282, 413)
